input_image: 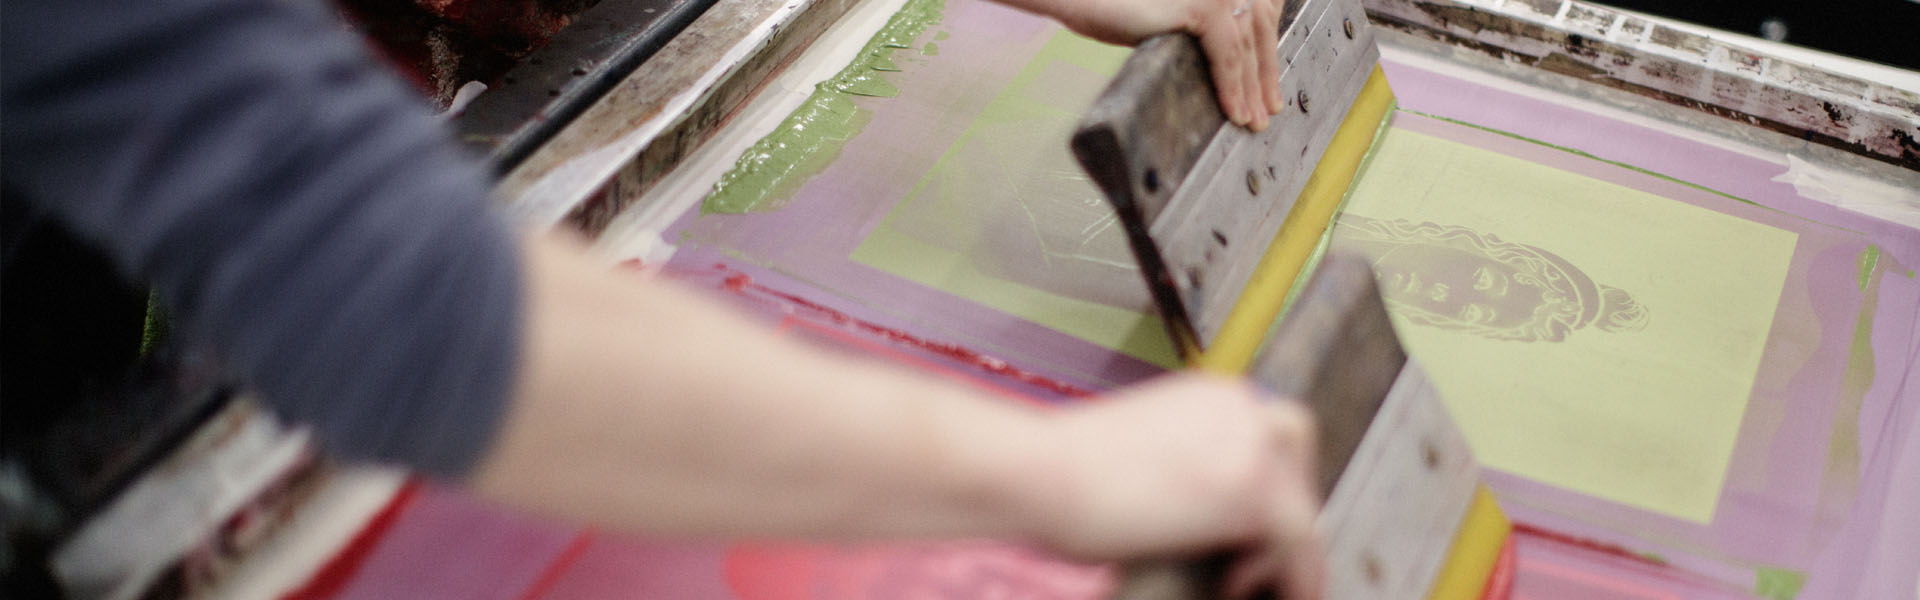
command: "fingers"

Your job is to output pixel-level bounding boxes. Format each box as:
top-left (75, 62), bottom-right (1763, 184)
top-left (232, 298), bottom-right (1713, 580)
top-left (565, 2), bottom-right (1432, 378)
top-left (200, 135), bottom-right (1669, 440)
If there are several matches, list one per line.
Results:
top-left (1196, 0), bottom-right (1281, 131)
top-left (1270, 400), bottom-right (1323, 600)
top-left (1272, 484), bottom-right (1326, 600)
top-left (1222, 510), bottom-right (1322, 600)
top-left (1224, 400), bottom-right (1323, 599)
top-left (1198, 7), bottom-right (1254, 128)
top-left (1255, 0), bottom-right (1283, 115)
top-left (1238, 6), bottom-right (1268, 132)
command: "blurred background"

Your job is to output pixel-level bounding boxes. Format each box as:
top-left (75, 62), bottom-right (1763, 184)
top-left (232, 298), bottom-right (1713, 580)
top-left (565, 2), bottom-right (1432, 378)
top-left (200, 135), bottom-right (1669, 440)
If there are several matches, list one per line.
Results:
top-left (337, 0), bottom-right (1918, 110)
top-left (1596, 0), bottom-right (1919, 70)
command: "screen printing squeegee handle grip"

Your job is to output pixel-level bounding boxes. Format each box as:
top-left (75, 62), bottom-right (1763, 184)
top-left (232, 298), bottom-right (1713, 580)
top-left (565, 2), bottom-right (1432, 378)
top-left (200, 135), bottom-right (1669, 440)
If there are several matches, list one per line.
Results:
top-left (1070, 0), bottom-right (1306, 231)
top-left (1072, 32), bottom-right (1225, 359)
top-left (1072, 32), bottom-right (1223, 233)
top-left (1108, 257), bottom-right (1409, 600)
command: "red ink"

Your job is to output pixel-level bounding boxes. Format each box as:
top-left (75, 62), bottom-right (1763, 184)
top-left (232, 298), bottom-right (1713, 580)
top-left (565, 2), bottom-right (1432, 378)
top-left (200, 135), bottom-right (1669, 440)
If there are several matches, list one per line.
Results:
top-left (703, 263), bottom-right (1094, 398)
top-left (282, 479), bottom-right (424, 600)
top-left (1512, 522), bottom-right (1667, 567)
top-left (724, 273), bottom-right (753, 292)
top-left (514, 530), bottom-right (596, 600)
top-left (783, 316), bottom-right (1057, 410)
top-left (1479, 533), bottom-right (1517, 600)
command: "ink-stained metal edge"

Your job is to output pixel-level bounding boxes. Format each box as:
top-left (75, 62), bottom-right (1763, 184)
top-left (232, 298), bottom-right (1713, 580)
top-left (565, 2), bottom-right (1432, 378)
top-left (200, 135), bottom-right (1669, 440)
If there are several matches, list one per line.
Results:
top-left (494, 0), bottom-right (866, 235)
top-left (1362, 0), bottom-right (1920, 172)
top-left (452, 0), bottom-right (719, 171)
top-left (49, 401), bottom-right (325, 600)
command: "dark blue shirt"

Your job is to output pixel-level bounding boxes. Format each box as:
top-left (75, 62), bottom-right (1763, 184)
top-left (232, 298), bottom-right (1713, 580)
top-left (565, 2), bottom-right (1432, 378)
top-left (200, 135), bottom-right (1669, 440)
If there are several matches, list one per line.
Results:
top-left (2, 0), bottom-right (523, 478)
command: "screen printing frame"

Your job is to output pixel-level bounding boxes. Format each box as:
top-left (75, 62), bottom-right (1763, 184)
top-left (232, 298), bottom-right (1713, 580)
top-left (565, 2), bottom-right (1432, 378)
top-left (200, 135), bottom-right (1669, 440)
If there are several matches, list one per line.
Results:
top-left (211, 0), bottom-right (1919, 598)
top-left (485, 0), bottom-right (1918, 243)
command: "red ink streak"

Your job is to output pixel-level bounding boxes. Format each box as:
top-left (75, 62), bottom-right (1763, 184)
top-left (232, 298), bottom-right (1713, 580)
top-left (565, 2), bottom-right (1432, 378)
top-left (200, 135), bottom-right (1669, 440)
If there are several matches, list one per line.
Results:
top-left (515, 529), bottom-right (596, 600)
top-left (281, 479), bottom-right (424, 600)
top-left (1512, 522), bottom-right (1666, 568)
top-left (1518, 555), bottom-right (1682, 600)
top-left (1479, 533), bottom-right (1517, 600)
top-left (783, 315), bottom-right (1056, 410)
top-left (1513, 523), bottom-right (1746, 595)
top-left (709, 265), bottom-right (1095, 398)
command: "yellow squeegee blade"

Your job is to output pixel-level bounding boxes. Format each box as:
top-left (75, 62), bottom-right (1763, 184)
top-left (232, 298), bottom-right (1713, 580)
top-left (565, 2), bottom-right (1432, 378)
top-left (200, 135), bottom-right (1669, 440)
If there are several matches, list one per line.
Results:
top-left (1429, 485), bottom-right (1512, 600)
top-left (1188, 66), bottom-right (1515, 600)
top-left (1194, 65), bottom-right (1397, 374)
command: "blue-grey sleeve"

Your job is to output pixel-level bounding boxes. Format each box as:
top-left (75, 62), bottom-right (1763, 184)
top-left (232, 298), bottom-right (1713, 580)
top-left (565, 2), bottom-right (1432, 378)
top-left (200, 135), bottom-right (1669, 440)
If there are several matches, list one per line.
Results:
top-left (2, 0), bottom-right (523, 478)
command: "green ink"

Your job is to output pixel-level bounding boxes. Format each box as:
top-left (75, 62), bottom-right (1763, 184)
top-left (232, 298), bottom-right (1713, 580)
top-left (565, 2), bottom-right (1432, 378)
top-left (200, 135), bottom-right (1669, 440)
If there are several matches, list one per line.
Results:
top-left (140, 290), bottom-right (170, 358)
top-left (702, 0), bottom-right (946, 214)
top-left (922, 42), bottom-right (939, 56)
top-left (935, 30), bottom-right (950, 41)
top-left (1819, 242), bottom-right (1882, 537)
top-left (1754, 566), bottom-right (1807, 600)
top-left (848, 31), bottom-right (1182, 366)
top-left (1858, 244), bottom-right (1881, 291)
top-left (1275, 98), bottom-right (1401, 334)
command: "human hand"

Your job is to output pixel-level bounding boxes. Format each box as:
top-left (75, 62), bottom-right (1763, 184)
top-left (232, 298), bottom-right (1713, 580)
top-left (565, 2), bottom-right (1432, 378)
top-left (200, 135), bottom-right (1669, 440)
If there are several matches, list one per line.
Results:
top-left (1033, 373), bottom-right (1323, 599)
top-left (1006, 0), bottom-right (1285, 130)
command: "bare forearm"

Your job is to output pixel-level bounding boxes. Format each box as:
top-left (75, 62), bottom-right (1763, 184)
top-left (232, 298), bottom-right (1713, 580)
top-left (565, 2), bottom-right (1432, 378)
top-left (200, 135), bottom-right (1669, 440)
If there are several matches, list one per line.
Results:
top-left (465, 235), bottom-right (1324, 598)
top-left (470, 234), bottom-right (1063, 541)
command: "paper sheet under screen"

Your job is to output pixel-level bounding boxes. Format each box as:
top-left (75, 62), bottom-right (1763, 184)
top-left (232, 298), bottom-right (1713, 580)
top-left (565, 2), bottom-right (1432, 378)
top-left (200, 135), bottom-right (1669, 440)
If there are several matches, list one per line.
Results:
top-left (1331, 119), bottom-right (1802, 524)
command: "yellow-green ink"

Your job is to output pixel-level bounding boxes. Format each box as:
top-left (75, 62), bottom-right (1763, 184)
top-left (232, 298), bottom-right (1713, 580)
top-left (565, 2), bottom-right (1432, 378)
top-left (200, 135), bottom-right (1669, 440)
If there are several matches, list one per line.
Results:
top-left (867, 54), bottom-right (903, 73)
top-left (1335, 124), bottom-right (1800, 523)
top-left (1816, 243), bottom-right (1890, 539)
top-left (922, 42), bottom-right (939, 55)
top-left (1857, 244), bottom-right (1880, 290)
top-left (1272, 103), bottom-right (1397, 332)
top-left (1754, 566), bottom-right (1807, 600)
top-left (140, 290), bottom-right (170, 358)
top-left (702, 0), bottom-right (946, 214)
top-left (1398, 109), bottom-right (1763, 208)
top-left (849, 31), bottom-right (1181, 366)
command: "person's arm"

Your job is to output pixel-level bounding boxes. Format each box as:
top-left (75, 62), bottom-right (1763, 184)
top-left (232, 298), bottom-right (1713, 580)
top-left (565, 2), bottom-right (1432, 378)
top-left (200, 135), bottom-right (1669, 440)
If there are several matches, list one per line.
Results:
top-left (2, 0), bottom-right (520, 476)
top-left (474, 233), bottom-right (1324, 599)
top-left (3, 0), bottom-right (1319, 595)
top-left (989, 0), bottom-right (1287, 131)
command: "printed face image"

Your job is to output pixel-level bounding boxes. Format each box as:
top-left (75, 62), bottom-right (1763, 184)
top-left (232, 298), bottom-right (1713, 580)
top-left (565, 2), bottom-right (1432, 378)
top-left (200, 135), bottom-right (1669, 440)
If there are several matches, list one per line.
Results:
top-left (1373, 244), bottom-right (1542, 332)
top-left (1332, 215), bottom-right (1648, 343)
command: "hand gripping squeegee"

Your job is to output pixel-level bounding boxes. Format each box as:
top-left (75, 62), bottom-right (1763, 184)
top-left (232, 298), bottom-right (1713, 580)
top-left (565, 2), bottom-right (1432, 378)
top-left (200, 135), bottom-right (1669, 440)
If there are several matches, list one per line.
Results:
top-left (1069, 0), bottom-right (1512, 598)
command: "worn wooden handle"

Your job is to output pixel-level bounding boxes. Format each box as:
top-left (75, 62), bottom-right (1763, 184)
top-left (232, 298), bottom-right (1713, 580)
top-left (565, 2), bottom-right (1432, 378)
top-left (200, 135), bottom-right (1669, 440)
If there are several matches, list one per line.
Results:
top-left (1107, 257), bottom-right (1405, 600)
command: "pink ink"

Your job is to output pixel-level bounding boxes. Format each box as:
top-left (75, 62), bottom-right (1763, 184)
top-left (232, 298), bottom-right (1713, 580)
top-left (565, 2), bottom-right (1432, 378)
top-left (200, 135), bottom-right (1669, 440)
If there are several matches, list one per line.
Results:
top-left (1480, 534), bottom-right (1517, 600)
top-left (1512, 522), bottom-right (1666, 568)
top-left (283, 480), bottom-right (424, 600)
top-left (699, 263), bottom-right (1094, 398)
top-left (515, 530), bottom-right (596, 600)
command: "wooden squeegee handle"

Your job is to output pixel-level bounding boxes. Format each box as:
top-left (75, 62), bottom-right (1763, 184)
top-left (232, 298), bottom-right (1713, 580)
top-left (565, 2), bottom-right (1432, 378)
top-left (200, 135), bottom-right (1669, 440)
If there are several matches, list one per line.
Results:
top-left (1070, 32), bottom-right (1227, 361)
top-left (1074, 31), bottom-right (1246, 600)
top-left (1108, 257), bottom-right (1407, 600)
top-left (1071, 32), bottom-right (1225, 236)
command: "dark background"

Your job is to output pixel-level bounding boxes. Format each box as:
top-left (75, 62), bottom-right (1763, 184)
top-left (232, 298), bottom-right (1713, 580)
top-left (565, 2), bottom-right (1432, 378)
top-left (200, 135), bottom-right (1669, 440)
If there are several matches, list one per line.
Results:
top-left (1596, 0), bottom-right (1919, 70)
